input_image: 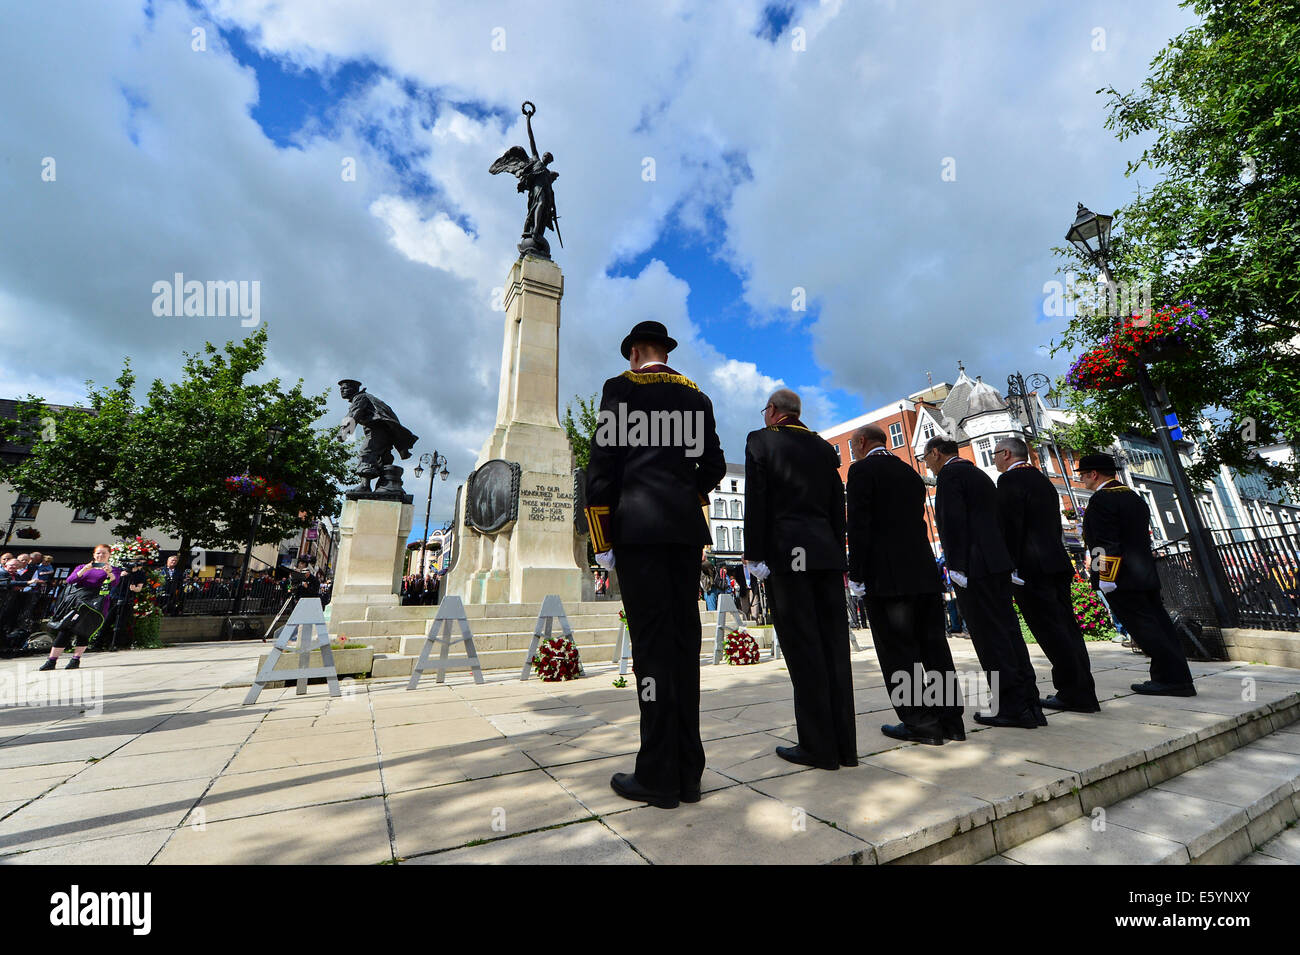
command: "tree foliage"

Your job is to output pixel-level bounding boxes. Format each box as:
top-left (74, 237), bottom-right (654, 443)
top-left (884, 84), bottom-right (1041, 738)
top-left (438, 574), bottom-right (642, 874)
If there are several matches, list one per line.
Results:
top-left (1050, 0), bottom-right (1300, 489)
top-left (1, 327), bottom-right (352, 562)
top-left (562, 392), bottom-right (600, 471)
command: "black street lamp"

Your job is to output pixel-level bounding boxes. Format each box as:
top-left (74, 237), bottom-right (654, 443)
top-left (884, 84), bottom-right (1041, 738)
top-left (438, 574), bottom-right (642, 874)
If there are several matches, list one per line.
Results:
top-left (231, 424), bottom-right (287, 615)
top-left (4, 499), bottom-right (25, 547)
top-left (413, 451), bottom-right (449, 579)
top-left (1065, 202), bottom-right (1236, 627)
top-left (1006, 371), bottom-right (1081, 517)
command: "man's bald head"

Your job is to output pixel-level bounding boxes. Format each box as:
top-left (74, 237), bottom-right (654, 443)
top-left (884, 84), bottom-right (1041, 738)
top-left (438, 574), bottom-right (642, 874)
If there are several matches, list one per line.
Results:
top-left (852, 424), bottom-right (887, 456)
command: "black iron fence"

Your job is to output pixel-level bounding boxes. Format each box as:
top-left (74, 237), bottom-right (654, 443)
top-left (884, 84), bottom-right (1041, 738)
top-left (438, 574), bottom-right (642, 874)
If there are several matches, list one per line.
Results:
top-left (176, 577), bottom-right (290, 616)
top-left (1155, 526), bottom-right (1300, 636)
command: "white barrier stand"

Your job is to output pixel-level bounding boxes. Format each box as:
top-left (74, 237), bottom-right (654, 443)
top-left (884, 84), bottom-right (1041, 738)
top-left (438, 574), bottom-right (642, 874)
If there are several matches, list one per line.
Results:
top-left (611, 615), bottom-right (633, 675)
top-left (244, 598), bottom-right (339, 704)
top-left (407, 596), bottom-right (484, 688)
top-left (521, 595), bottom-right (578, 681)
top-left (711, 594), bottom-right (746, 665)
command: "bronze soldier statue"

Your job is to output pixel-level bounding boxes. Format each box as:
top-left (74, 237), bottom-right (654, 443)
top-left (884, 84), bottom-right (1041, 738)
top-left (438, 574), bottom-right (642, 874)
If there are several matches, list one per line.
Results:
top-left (339, 379), bottom-right (418, 497)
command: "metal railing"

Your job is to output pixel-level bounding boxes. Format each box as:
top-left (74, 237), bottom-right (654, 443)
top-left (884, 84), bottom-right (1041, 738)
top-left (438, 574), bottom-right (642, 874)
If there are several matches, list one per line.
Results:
top-left (176, 577), bottom-right (290, 616)
top-left (1155, 527), bottom-right (1300, 634)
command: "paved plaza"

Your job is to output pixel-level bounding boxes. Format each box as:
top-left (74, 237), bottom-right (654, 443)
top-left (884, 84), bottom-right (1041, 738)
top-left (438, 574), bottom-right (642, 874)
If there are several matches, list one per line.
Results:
top-left (0, 637), bottom-right (1296, 865)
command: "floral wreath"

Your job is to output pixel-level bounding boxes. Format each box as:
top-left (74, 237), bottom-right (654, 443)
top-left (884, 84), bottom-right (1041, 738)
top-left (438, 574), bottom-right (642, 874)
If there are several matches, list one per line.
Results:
top-left (532, 636), bottom-right (584, 682)
top-left (723, 628), bottom-right (760, 666)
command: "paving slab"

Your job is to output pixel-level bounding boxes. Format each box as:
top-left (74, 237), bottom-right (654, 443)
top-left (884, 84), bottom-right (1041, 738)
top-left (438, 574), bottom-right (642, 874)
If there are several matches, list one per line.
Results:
top-left (190, 755), bottom-right (384, 822)
top-left (1253, 826), bottom-right (1300, 863)
top-left (387, 769), bottom-right (592, 857)
top-left (382, 739), bottom-right (536, 792)
top-left (1103, 788), bottom-right (1250, 859)
top-left (155, 797), bottom-right (391, 865)
top-left (0, 828), bottom-right (174, 865)
top-left (751, 763), bottom-right (995, 862)
top-left (601, 784), bottom-right (869, 865)
top-left (407, 819), bottom-right (647, 865)
top-left (52, 743), bottom-right (240, 796)
top-left (0, 777), bottom-right (209, 854)
top-left (1002, 816), bottom-right (1188, 865)
top-left (227, 728), bottom-right (378, 774)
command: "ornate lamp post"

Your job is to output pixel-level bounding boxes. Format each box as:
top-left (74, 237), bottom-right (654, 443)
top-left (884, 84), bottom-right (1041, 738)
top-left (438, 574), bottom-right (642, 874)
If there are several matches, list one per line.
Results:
top-left (1006, 371), bottom-right (1081, 517)
top-left (231, 424), bottom-right (287, 615)
top-left (413, 451), bottom-right (449, 578)
top-left (1065, 203), bottom-right (1235, 626)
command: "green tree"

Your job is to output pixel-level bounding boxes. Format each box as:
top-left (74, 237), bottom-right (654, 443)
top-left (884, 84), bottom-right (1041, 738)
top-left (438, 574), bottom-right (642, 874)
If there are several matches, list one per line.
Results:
top-left (2, 326), bottom-right (352, 570)
top-left (1051, 0), bottom-right (1300, 489)
top-left (562, 393), bottom-right (600, 471)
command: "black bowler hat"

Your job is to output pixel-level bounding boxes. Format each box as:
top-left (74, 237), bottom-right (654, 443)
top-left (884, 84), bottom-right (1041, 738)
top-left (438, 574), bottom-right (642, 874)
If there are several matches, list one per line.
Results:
top-left (1078, 452), bottom-right (1117, 472)
top-left (620, 321), bottom-right (678, 360)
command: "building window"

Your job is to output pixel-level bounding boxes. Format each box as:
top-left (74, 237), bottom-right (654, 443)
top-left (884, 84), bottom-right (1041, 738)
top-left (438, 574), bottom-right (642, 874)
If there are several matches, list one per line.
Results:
top-left (976, 438), bottom-right (994, 468)
top-left (72, 506), bottom-right (98, 523)
top-left (716, 526), bottom-right (729, 551)
top-left (1042, 445), bottom-right (1057, 474)
top-left (835, 444), bottom-right (842, 462)
top-left (889, 422), bottom-right (904, 448)
top-left (12, 495), bottom-right (39, 520)
top-left (713, 499), bottom-right (725, 518)
top-left (730, 480), bottom-right (738, 492)
top-left (921, 421), bottom-right (936, 441)
top-left (734, 528), bottom-right (743, 552)
top-left (729, 500), bottom-right (741, 519)
top-left (848, 441), bottom-right (856, 462)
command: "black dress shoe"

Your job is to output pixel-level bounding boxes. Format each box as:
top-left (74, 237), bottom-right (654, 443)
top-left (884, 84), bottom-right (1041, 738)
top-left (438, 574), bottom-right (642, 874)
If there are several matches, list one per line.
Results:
top-left (1131, 681), bottom-right (1196, 697)
top-left (941, 722), bottom-right (966, 741)
top-left (1040, 695), bottom-right (1101, 713)
top-left (972, 711), bottom-right (1039, 729)
top-left (38, 658), bottom-right (56, 671)
top-left (775, 745), bottom-right (838, 770)
top-left (839, 757), bottom-right (859, 767)
top-left (610, 772), bottom-right (678, 809)
top-left (880, 723), bottom-right (944, 746)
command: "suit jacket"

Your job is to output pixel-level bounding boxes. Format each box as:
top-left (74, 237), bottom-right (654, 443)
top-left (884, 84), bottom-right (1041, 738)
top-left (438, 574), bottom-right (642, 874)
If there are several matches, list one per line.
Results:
top-left (1082, 480), bottom-right (1160, 590)
top-left (584, 365), bottom-right (725, 550)
top-left (743, 423), bottom-right (845, 574)
top-left (846, 450), bottom-right (942, 596)
top-left (933, 456), bottom-right (1014, 579)
top-left (995, 464), bottom-right (1073, 580)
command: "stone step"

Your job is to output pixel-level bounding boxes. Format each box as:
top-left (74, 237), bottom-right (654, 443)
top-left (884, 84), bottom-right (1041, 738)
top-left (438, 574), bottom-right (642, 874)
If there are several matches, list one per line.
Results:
top-left (989, 723), bottom-right (1300, 865)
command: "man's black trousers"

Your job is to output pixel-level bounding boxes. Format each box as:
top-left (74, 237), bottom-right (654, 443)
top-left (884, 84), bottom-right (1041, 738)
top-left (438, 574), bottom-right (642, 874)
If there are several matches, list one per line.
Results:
top-left (1014, 572), bottom-right (1099, 708)
top-left (617, 544), bottom-right (706, 796)
top-left (864, 592), bottom-right (963, 735)
top-left (767, 570), bottom-right (857, 765)
top-left (953, 572), bottom-right (1040, 717)
top-left (1104, 588), bottom-right (1194, 686)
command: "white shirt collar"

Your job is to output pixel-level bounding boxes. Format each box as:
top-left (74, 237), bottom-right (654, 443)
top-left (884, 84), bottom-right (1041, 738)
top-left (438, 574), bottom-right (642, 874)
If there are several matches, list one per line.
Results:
top-left (1007, 460), bottom-right (1032, 471)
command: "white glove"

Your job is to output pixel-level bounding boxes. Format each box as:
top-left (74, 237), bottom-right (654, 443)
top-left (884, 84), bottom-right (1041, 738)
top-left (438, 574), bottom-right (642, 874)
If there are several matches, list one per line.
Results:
top-left (748, 561), bottom-right (771, 581)
top-left (848, 581), bottom-right (866, 597)
top-left (1011, 571), bottom-right (1025, 586)
top-left (1099, 580), bottom-right (1117, 594)
top-left (594, 550), bottom-right (615, 571)
top-left (949, 570), bottom-right (968, 589)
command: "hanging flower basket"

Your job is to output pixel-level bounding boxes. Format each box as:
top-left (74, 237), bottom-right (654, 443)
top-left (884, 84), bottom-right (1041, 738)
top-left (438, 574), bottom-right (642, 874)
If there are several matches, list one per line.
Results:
top-left (531, 636), bottom-right (584, 682)
top-left (14, 527), bottom-right (40, 540)
top-left (1066, 303), bottom-right (1207, 392)
top-left (723, 628), bottom-right (760, 665)
top-left (109, 536), bottom-right (160, 566)
top-left (225, 473), bottom-right (296, 502)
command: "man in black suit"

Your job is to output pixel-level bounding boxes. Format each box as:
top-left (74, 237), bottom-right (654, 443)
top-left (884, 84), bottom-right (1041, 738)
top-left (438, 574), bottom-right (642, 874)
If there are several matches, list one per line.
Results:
top-left (586, 321), bottom-right (726, 809)
top-left (744, 389), bottom-right (856, 769)
top-left (848, 425), bottom-right (964, 746)
top-left (1078, 452), bottom-right (1195, 695)
top-left (994, 436), bottom-right (1100, 713)
top-left (924, 436), bottom-right (1043, 728)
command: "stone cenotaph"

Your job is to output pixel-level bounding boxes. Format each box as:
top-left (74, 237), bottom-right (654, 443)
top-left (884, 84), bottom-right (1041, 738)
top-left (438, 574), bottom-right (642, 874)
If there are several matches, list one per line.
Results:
top-left (443, 252), bottom-right (585, 605)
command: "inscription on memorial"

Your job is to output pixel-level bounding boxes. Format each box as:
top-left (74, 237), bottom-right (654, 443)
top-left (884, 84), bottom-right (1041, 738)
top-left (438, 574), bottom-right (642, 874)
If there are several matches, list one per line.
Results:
top-left (521, 480), bottom-right (572, 523)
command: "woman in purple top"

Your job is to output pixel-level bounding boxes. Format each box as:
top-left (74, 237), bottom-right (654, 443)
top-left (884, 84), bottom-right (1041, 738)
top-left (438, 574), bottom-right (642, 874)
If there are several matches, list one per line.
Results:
top-left (39, 544), bottom-right (120, 670)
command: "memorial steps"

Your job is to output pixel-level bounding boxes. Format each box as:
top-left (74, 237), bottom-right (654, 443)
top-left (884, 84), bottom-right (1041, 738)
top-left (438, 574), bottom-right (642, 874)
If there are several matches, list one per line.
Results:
top-left (333, 601), bottom-right (764, 679)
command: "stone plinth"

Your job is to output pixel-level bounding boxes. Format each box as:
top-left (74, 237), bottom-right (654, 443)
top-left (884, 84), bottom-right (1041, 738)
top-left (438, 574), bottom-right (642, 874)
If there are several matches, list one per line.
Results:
top-left (445, 255), bottom-right (584, 606)
top-left (330, 496), bottom-right (414, 627)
